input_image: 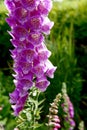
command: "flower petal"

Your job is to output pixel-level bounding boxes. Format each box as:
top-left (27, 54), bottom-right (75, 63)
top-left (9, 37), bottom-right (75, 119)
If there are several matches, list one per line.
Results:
top-left (36, 76), bottom-right (50, 91)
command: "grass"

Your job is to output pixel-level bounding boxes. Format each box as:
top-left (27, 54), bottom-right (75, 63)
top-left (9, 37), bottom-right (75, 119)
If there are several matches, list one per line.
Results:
top-left (0, 0), bottom-right (7, 13)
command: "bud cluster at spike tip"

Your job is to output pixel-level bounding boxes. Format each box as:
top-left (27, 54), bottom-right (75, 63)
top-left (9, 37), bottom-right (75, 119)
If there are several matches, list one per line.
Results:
top-left (4, 0), bottom-right (57, 116)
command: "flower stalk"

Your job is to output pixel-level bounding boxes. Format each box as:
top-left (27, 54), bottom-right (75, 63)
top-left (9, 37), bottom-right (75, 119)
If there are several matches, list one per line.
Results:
top-left (16, 87), bottom-right (45, 130)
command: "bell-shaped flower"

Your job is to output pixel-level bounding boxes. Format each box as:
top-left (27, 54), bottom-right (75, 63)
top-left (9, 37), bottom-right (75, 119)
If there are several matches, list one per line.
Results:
top-left (35, 76), bottom-right (50, 91)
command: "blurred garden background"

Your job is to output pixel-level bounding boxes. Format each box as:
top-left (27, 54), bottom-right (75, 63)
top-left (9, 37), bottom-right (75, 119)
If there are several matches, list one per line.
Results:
top-left (0, 0), bottom-right (87, 129)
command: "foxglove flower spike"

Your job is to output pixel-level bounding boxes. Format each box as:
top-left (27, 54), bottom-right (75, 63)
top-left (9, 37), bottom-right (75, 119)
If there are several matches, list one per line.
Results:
top-left (5, 0), bottom-right (56, 115)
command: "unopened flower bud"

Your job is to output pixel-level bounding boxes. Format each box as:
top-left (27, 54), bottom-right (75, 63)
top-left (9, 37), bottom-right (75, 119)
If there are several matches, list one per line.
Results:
top-left (49, 108), bottom-right (58, 114)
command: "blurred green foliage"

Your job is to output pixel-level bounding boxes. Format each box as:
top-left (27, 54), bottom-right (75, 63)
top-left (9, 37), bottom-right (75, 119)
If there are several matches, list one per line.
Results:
top-left (43, 0), bottom-right (87, 128)
top-left (0, 0), bottom-right (12, 70)
top-left (0, 0), bottom-right (87, 129)
top-left (0, 71), bottom-right (16, 130)
top-left (0, 1), bottom-right (16, 129)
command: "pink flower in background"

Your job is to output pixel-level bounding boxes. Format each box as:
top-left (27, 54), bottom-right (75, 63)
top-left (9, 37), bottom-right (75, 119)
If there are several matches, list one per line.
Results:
top-left (61, 83), bottom-right (75, 130)
top-left (47, 94), bottom-right (61, 130)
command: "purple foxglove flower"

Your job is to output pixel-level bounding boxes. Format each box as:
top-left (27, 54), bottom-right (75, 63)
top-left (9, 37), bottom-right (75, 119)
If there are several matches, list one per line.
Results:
top-left (9, 89), bottom-right (20, 104)
top-left (17, 93), bottom-right (28, 105)
top-left (13, 7), bottom-right (29, 24)
top-left (32, 63), bottom-right (46, 78)
top-left (70, 119), bottom-right (75, 127)
top-left (21, 48), bottom-right (35, 62)
top-left (28, 16), bottom-right (43, 30)
top-left (69, 101), bottom-right (74, 118)
top-left (5, 0), bottom-right (56, 115)
top-left (36, 76), bottom-right (50, 91)
top-left (10, 89), bottom-right (28, 115)
top-left (21, 0), bottom-right (40, 11)
top-left (10, 26), bottom-right (28, 41)
top-left (42, 17), bottom-right (54, 34)
top-left (14, 61), bottom-right (33, 75)
top-left (29, 9), bottom-right (40, 18)
top-left (37, 50), bottom-right (51, 61)
top-left (28, 32), bottom-right (44, 45)
top-left (12, 93), bottom-right (28, 115)
top-left (5, 0), bottom-right (22, 12)
top-left (35, 43), bottom-right (51, 61)
top-left (38, 0), bottom-right (52, 15)
top-left (5, 0), bottom-right (15, 12)
top-left (11, 39), bottom-right (34, 49)
top-left (45, 60), bottom-right (57, 78)
top-left (6, 16), bottom-right (17, 28)
top-left (17, 78), bottom-right (33, 90)
top-left (12, 104), bottom-right (24, 116)
top-left (35, 42), bottom-right (49, 53)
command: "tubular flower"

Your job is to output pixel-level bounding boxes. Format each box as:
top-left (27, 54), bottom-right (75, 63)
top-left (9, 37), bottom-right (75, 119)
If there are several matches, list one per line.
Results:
top-left (5, 0), bottom-right (56, 116)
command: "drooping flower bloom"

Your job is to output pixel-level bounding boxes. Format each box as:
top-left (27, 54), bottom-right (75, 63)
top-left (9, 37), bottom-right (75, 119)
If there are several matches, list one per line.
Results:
top-left (5, 0), bottom-right (56, 116)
